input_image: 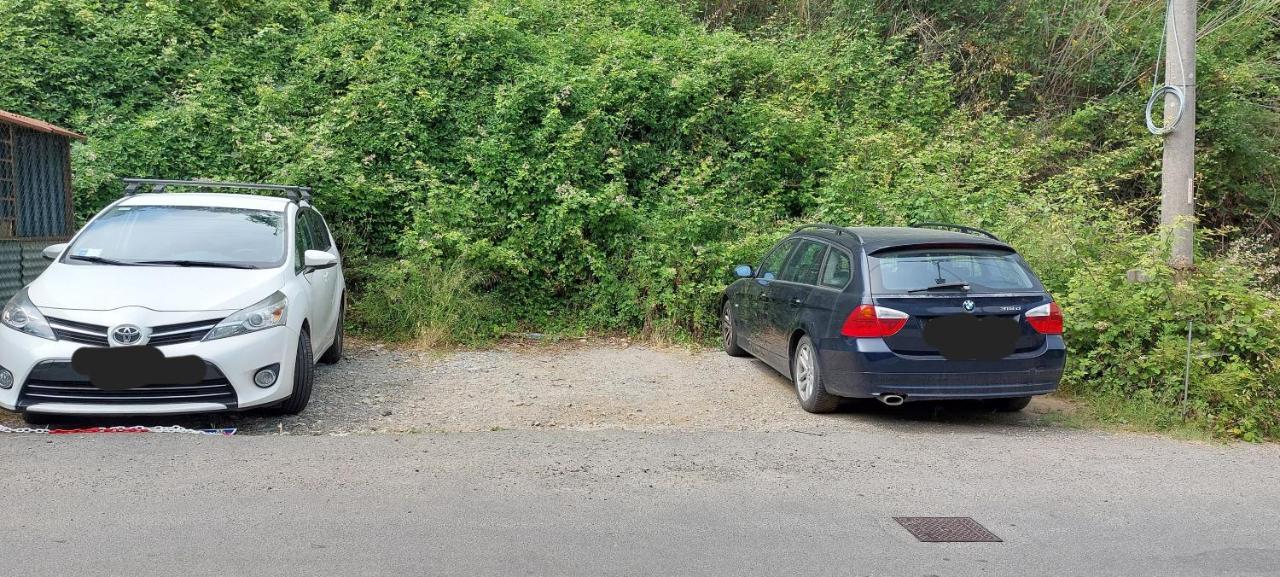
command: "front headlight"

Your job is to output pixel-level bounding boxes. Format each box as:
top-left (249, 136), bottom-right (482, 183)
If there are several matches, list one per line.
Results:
top-left (1, 288), bottom-right (57, 341)
top-left (204, 291), bottom-right (288, 341)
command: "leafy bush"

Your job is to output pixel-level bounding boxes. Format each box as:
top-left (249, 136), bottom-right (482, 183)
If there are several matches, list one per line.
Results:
top-left (1060, 231), bottom-right (1280, 441)
top-left (1, 0), bottom-right (1278, 437)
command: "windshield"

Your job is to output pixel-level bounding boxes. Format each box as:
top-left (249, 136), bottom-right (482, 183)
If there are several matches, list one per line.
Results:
top-left (64, 205), bottom-right (287, 269)
top-left (869, 247), bottom-right (1040, 294)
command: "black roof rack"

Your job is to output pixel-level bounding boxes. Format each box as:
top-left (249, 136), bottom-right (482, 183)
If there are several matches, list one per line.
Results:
top-left (793, 223), bottom-right (849, 236)
top-left (909, 222), bottom-right (1001, 241)
top-left (121, 178), bottom-right (312, 203)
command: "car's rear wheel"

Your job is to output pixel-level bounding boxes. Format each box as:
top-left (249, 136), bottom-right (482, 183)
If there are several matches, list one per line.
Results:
top-left (274, 330), bottom-right (314, 415)
top-left (319, 297), bottom-right (345, 365)
top-left (990, 396), bottom-right (1033, 412)
top-left (792, 335), bottom-right (839, 413)
top-left (721, 302), bottom-right (748, 357)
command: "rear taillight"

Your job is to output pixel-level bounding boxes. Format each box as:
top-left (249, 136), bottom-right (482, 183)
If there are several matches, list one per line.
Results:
top-left (1025, 302), bottom-right (1063, 335)
top-left (841, 305), bottom-right (909, 338)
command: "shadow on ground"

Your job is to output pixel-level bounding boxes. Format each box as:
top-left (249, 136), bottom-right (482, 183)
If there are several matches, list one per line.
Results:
top-left (745, 357), bottom-right (1063, 430)
top-left (0, 342), bottom-right (1074, 435)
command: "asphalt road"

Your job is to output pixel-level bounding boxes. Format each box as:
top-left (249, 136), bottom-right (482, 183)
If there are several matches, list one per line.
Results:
top-left (2, 426), bottom-right (1277, 577)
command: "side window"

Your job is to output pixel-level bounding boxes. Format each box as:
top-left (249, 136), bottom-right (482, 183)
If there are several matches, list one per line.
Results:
top-left (758, 239), bottom-right (798, 281)
top-left (781, 240), bottom-right (827, 285)
top-left (820, 249), bottom-right (852, 288)
top-left (306, 210), bottom-right (332, 252)
top-left (293, 211), bottom-right (312, 273)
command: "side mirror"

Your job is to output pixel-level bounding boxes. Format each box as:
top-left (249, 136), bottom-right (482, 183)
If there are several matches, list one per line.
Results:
top-left (303, 250), bottom-right (339, 271)
top-left (42, 243), bottom-right (68, 261)
top-left (733, 264), bottom-right (754, 278)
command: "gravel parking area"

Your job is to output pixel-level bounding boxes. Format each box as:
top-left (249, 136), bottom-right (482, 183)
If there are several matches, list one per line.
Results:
top-left (0, 337), bottom-right (1073, 435)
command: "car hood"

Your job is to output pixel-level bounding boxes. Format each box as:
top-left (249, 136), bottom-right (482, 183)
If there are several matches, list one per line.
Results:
top-left (28, 263), bottom-right (284, 312)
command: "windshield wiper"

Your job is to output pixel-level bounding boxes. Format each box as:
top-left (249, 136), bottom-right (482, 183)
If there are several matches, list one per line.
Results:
top-left (134, 260), bottom-right (258, 270)
top-left (907, 281), bottom-right (970, 293)
top-left (67, 255), bottom-right (141, 266)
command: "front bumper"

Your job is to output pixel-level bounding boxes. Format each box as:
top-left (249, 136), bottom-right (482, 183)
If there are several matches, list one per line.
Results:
top-left (816, 335), bottom-right (1066, 400)
top-left (0, 317), bottom-right (299, 415)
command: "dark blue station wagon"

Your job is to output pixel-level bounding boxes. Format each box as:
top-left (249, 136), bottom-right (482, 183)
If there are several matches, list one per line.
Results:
top-left (720, 224), bottom-right (1065, 413)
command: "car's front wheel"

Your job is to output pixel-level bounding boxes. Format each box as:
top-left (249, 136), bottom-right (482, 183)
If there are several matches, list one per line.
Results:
top-left (792, 335), bottom-right (839, 413)
top-left (274, 330), bottom-right (314, 415)
top-left (721, 302), bottom-right (748, 357)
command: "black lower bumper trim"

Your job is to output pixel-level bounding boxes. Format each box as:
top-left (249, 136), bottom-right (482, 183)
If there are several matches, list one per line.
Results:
top-left (17, 361), bottom-right (238, 409)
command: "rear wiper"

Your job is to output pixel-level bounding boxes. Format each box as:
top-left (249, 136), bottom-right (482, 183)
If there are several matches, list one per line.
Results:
top-left (134, 260), bottom-right (258, 270)
top-left (67, 255), bottom-right (141, 266)
top-left (907, 281), bottom-right (970, 293)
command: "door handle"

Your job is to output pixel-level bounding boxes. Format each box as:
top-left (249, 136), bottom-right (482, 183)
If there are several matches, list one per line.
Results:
top-left (758, 292), bottom-right (771, 301)
top-left (788, 297), bottom-right (803, 308)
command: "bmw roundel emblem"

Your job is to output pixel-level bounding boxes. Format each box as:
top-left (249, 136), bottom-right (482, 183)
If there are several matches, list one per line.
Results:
top-left (962, 300), bottom-right (976, 312)
top-left (111, 325), bottom-right (144, 346)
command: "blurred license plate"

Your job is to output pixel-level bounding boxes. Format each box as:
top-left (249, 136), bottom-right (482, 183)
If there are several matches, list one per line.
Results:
top-left (923, 315), bottom-right (1019, 360)
top-left (71, 346), bottom-right (204, 390)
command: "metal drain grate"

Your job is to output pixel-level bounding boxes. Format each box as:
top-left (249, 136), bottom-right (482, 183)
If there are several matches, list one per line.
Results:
top-left (893, 517), bottom-right (1002, 542)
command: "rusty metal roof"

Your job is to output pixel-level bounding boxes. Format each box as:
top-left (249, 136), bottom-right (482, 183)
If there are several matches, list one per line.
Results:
top-left (0, 109), bottom-right (85, 140)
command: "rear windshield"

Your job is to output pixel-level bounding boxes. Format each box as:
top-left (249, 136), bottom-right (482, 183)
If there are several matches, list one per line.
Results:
top-left (868, 247), bottom-right (1041, 294)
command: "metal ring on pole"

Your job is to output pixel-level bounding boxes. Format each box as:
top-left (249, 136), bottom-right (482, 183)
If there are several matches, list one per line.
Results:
top-left (1145, 84), bottom-right (1185, 136)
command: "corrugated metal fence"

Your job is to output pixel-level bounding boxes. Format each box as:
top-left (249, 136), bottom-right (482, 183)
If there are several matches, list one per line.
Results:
top-left (0, 240), bottom-right (55, 302)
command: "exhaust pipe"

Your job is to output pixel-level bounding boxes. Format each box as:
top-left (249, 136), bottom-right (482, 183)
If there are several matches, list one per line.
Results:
top-left (878, 394), bottom-right (906, 407)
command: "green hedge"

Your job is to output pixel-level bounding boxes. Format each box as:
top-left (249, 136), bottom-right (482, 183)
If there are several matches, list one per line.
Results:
top-left (1, 0), bottom-right (1277, 438)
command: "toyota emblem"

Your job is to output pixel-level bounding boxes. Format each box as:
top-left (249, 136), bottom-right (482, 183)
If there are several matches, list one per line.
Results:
top-left (962, 299), bottom-right (976, 312)
top-left (111, 325), bottom-right (144, 346)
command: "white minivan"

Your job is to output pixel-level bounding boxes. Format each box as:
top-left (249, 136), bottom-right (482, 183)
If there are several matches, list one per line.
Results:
top-left (0, 179), bottom-right (345, 422)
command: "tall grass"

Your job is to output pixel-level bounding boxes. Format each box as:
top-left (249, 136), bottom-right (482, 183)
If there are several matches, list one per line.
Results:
top-left (351, 259), bottom-right (502, 347)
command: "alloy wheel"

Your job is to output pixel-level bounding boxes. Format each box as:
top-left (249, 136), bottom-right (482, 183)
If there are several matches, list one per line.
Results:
top-left (795, 343), bottom-right (815, 400)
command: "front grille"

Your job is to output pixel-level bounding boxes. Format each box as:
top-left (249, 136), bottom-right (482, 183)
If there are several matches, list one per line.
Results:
top-left (43, 316), bottom-right (221, 347)
top-left (148, 319), bottom-right (219, 346)
top-left (46, 316), bottom-right (109, 346)
top-left (17, 361), bottom-right (238, 408)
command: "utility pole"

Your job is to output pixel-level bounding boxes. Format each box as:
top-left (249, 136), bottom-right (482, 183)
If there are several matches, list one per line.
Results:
top-left (1160, 0), bottom-right (1196, 271)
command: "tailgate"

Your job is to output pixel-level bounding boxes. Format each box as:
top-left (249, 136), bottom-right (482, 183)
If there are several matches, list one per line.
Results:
top-left (875, 295), bottom-right (1049, 357)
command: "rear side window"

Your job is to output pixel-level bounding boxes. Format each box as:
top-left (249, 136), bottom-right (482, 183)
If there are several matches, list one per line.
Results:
top-left (781, 240), bottom-right (827, 285)
top-left (758, 238), bottom-right (798, 281)
top-left (820, 249), bottom-right (852, 288)
top-left (869, 248), bottom-right (1040, 294)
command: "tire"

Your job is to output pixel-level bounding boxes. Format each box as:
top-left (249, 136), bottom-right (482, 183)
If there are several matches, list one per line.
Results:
top-left (274, 330), bottom-right (314, 415)
top-left (990, 396), bottom-right (1033, 412)
top-left (721, 302), bottom-right (749, 357)
top-left (319, 298), bottom-right (345, 365)
top-left (791, 335), bottom-right (840, 413)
